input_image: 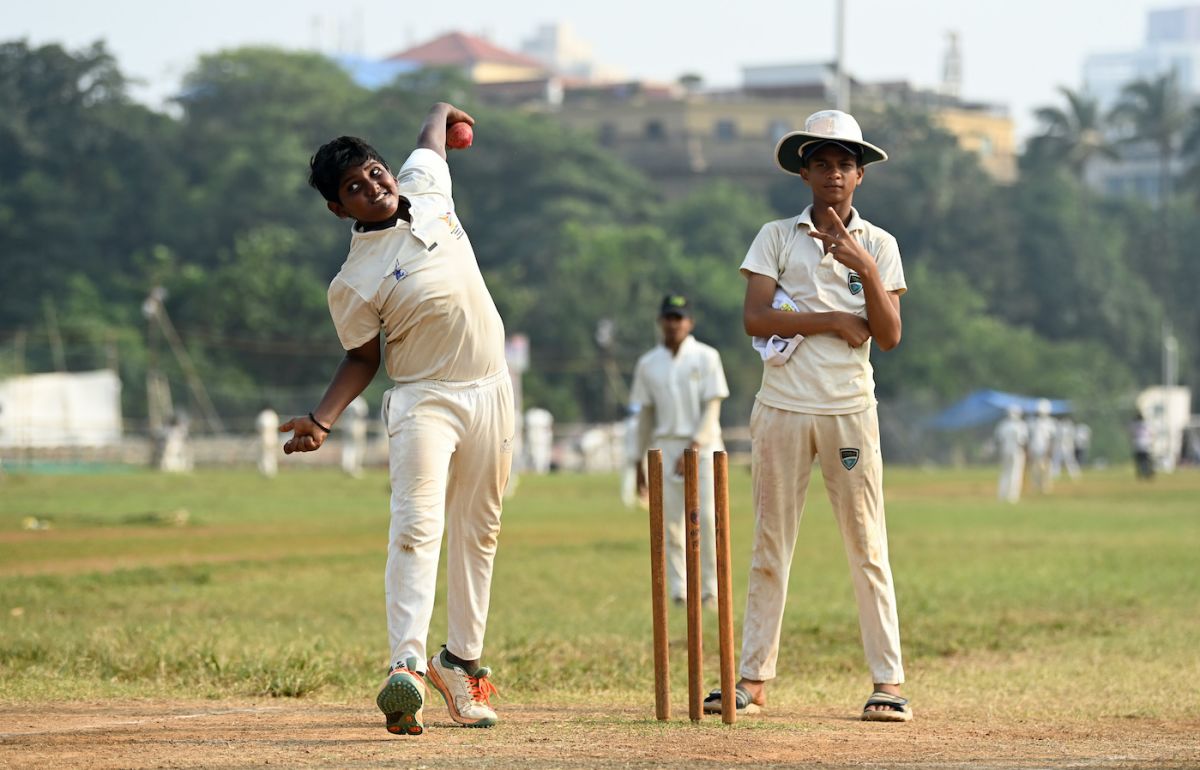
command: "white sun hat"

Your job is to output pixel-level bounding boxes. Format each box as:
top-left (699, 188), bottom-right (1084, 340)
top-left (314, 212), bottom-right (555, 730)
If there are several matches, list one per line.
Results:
top-left (775, 110), bottom-right (888, 175)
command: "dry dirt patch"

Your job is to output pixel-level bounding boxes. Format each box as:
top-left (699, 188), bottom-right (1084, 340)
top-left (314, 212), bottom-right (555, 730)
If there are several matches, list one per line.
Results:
top-left (1, 700), bottom-right (1196, 769)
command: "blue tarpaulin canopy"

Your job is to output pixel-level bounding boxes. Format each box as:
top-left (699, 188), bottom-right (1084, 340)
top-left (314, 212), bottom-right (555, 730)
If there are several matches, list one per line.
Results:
top-left (928, 390), bottom-right (1072, 430)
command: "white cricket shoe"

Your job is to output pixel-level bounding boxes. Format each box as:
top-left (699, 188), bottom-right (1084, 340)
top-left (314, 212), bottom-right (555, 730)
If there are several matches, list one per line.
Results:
top-left (426, 647), bottom-right (499, 728)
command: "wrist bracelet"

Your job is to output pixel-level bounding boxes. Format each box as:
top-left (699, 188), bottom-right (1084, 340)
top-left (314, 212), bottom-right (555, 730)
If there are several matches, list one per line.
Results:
top-left (308, 412), bottom-right (332, 433)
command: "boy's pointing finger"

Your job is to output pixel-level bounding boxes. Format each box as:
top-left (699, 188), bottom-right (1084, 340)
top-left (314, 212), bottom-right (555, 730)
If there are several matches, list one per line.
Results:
top-left (828, 208), bottom-right (852, 234)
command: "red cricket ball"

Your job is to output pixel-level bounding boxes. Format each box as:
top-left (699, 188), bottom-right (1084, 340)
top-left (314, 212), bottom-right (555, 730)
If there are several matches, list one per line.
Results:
top-left (447, 122), bottom-right (473, 150)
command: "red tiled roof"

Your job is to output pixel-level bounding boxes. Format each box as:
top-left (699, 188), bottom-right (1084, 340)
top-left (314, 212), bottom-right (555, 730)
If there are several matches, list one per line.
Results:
top-left (387, 31), bottom-right (544, 69)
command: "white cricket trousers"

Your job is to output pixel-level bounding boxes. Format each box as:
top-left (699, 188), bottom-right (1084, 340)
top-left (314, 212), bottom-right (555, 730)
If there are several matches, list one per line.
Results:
top-left (740, 401), bottom-right (904, 685)
top-left (381, 369), bottom-right (514, 672)
top-left (656, 437), bottom-right (720, 602)
top-left (997, 449), bottom-right (1025, 503)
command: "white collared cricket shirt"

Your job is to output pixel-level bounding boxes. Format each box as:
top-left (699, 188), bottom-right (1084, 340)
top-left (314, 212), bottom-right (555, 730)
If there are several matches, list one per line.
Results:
top-left (327, 148), bottom-right (506, 383)
top-left (740, 204), bottom-right (906, 415)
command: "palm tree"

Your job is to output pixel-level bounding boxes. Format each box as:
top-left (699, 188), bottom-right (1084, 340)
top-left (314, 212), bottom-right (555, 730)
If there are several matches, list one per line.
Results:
top-left (1027, 87), bottom-right (1117, 180)
top-left (1110, 71), bottom-right (1187, 204)
top-left (1177, 103), bottom-right (1200, 198)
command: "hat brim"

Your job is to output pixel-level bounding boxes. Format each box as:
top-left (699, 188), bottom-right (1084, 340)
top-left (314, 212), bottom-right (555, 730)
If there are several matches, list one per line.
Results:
top-left (774, 131), bottom-right (888, 176)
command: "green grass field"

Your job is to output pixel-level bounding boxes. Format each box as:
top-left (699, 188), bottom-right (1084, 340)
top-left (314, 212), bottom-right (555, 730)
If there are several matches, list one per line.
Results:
top-left (1, 465), bottom-right (1198, 721)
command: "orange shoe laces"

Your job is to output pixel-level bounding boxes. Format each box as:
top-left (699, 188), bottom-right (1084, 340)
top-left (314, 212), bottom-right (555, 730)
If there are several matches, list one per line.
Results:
top-left (468, 673), bottom-right (499, 706)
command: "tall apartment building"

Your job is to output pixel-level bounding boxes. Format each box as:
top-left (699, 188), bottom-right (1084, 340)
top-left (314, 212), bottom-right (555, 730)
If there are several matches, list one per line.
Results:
top-left (1082, 5), bottom-right (1200, 199)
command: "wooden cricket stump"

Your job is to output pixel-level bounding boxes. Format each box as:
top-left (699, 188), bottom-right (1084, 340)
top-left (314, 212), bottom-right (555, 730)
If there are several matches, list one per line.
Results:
top-left (647, 447), bottom-right (737, 724)
top-left (683, 447), bottom-right (703, 723)
top-left (714, 450), bottom-right (737, 724)
top-left (646, 449), bottom-right (670, 721)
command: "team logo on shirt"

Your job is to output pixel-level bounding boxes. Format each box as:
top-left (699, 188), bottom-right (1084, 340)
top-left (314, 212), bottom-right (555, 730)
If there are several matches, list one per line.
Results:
top-left (438, 211), bottom-right (465, 239)
top-left (848, 272), bottom-right (863, 295)
top-left (839, 447), bottom-right (860, 470)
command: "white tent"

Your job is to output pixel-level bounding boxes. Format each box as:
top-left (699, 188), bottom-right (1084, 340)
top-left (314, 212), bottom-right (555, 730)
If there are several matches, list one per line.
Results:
top-left (0, 370), bottom-right (123, 448)
top-left (1136, 386), bottom-right (1192, 473)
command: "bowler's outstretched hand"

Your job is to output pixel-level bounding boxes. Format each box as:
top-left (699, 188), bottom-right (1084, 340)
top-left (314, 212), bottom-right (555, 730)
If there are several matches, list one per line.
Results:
top-left (280, 415), bottom-right (328, 454)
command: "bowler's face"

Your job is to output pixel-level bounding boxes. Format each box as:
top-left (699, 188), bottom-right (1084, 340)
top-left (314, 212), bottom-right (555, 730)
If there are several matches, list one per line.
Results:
top-left (329, 159), bottom-right (400, 223)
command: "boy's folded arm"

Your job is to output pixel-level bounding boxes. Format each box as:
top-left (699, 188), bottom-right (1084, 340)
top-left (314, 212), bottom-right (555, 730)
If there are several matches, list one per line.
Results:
top-left (742, 273), bottom-right (848, 339)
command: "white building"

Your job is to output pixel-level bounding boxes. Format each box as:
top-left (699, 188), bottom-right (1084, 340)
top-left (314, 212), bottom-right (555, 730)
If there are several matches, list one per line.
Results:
top-left (520, 22), bottom-right (624, 82)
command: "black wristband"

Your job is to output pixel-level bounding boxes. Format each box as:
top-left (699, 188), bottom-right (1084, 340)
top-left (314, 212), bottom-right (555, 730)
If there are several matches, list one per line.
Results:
top-left (308, 412), bottom-right (332, 433)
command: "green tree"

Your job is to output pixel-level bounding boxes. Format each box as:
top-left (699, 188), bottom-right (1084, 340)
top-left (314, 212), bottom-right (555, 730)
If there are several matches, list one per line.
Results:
top-left (1176, 101), bottom-right (1200, 199)
top-left (172, 48), bottom-right (367, 264)
top-left (657, 182), bottom-right (776, 417)
top-left (0, 40), bottom-right (182, 334)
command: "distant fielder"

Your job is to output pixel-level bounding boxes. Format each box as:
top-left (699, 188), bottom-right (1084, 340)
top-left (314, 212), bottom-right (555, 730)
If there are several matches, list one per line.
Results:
top-left (994, 405), bottom-right (1028, 503)
top-left (282, 102), bottom-right (512, 735)
top-left (631, 294), bottom-right (730, 609)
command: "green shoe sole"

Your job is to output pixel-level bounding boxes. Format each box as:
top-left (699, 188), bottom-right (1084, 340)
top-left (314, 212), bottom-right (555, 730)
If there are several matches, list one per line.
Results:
top-left (377, 673), bottom-right (424, 735)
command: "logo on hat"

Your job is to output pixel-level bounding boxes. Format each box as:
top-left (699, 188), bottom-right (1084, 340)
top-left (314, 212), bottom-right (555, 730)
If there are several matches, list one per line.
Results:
top-left (848, 272), bottom-right (863, 295)
top-left (660, 294), bottom-right (691, 317)
top-left (839, 447), bottom-right (860, 470)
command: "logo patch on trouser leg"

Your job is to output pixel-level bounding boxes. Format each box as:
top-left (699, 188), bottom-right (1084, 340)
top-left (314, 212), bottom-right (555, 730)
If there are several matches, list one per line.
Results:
top-left (840, 448), bottom-right (860, 470)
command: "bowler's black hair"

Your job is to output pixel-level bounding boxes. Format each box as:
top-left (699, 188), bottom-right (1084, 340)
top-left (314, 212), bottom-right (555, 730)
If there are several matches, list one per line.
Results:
top-left (308, 136), bottom-right (390, 203)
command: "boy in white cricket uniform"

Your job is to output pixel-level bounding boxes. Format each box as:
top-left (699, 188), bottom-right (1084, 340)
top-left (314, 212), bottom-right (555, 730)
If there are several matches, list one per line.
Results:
top-left (255, 407), bottom-right (279, 478)
top-left (340, 395), bottom-right (369, 478)
top-left (281, 102), bottom-right (513, 735)
top-left (631, 295), bottom-right (730, 607)
top-left (707, 110), bottom-right (911, 722)
top-left (1026, 399), bottom-right (1056, 493)
top-left (995, 405), bottom-right (1028, 503)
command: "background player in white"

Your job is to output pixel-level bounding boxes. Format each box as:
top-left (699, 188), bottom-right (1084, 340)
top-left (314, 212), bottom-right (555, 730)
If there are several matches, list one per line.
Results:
top-left (1026, 400), bottom-right (1056, 493)
top-left (255, 406), bottom-right (279, 478)
top-left (284, 103), bottom-right (512, 735)
top-left (1074, 422), bottom-right (1092, 467)
top-left (1050, 417), bottom-right (1080, 481)
top-left (994, 405), bottom-right (1028, 503)
top-left (340, 395), bottom-right (369, 478)
top-left (524, 407), bottom-right (554, 475)
top-left (631, 294), bottom-right (730, 609)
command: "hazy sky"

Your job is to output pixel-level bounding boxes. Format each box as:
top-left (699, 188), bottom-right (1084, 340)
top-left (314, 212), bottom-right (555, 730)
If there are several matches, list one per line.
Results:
top-left (9, 0), bottom-right (1171, 141)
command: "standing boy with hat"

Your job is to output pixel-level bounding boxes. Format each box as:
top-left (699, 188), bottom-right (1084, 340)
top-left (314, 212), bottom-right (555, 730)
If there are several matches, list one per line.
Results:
top-left (631, 294), bottom-right (730, 609)
top-left (706, 110), bottom-right (911, 721)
